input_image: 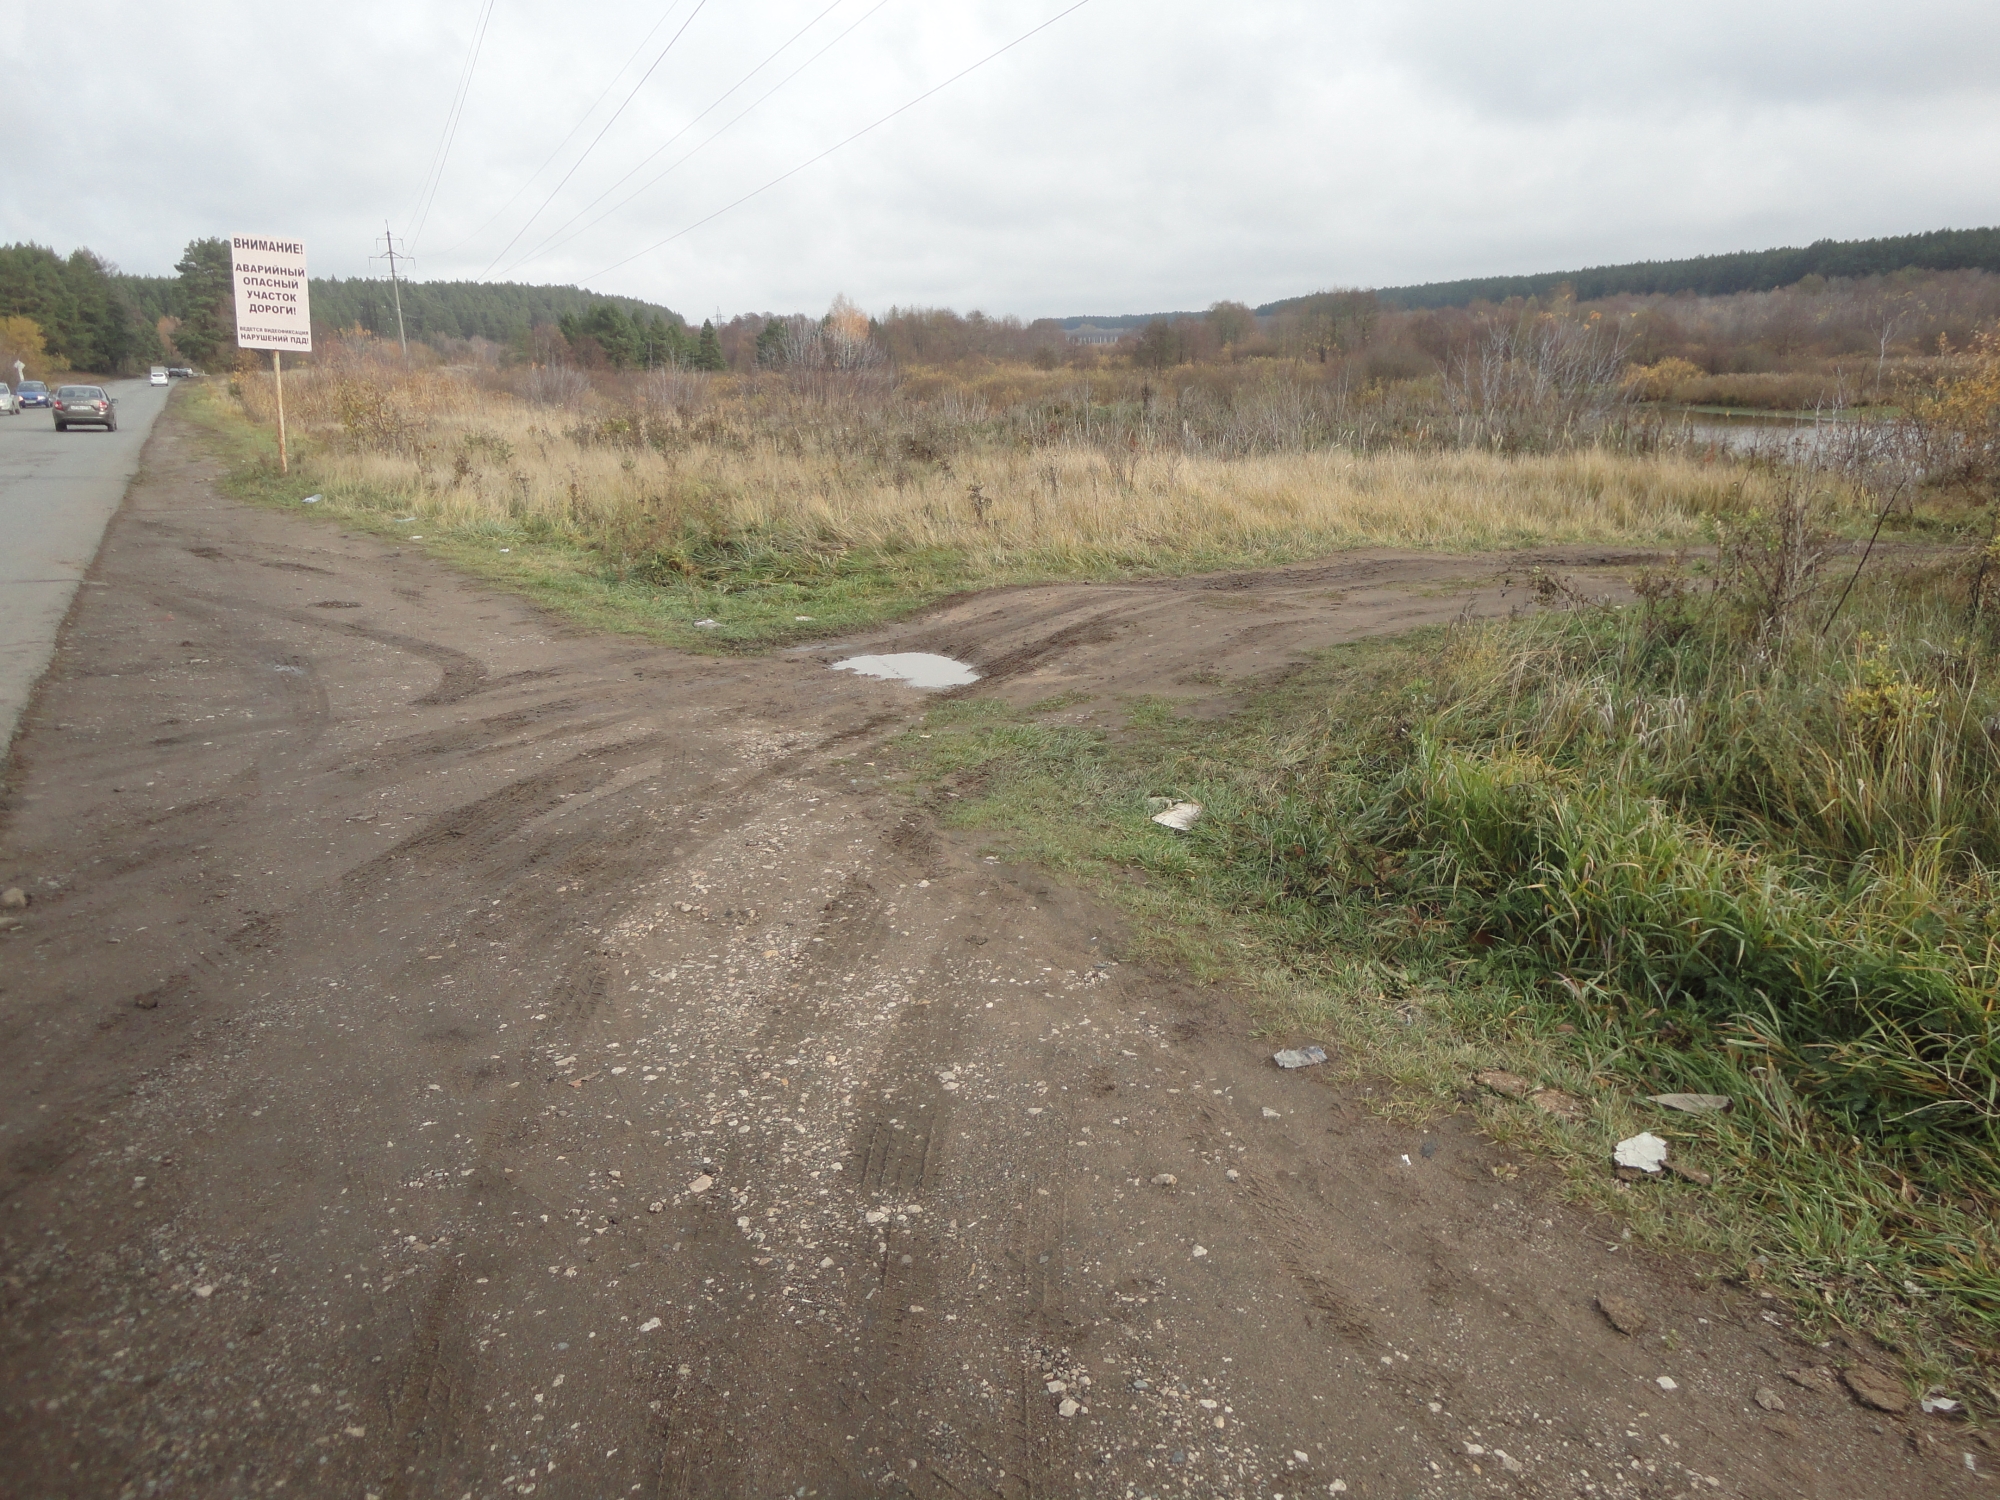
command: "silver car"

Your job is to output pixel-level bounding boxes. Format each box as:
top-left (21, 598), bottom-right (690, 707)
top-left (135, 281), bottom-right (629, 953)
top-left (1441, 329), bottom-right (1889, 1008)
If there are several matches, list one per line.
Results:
top-left (52, 385), bottom-right (117, 432)
top-left (0, 385), bottom-right (15, 416)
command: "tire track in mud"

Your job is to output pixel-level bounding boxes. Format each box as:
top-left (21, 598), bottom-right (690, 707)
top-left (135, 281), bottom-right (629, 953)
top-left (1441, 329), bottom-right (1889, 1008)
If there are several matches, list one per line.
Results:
top-left (1198, 1133), bottom-right (1378, 1343)
top-left (356, 718), bottom-right (930, 1495)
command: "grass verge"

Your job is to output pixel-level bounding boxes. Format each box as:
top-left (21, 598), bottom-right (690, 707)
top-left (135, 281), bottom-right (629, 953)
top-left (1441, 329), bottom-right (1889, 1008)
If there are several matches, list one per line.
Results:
top-left (899, 569), bottom-right (2000, 1412)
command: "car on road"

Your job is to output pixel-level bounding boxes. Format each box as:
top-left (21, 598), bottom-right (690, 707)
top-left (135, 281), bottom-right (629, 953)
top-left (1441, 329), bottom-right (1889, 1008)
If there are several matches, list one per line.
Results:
top-left (149, 365), bottom-right (169, 386)
top-left (52, 385), bottom-right (117, 432)
top-left (17, 380), bottom-right (50, 409)
top-left (168, 366), bottom-right (197, 379)
top-left (0, 385), bottom-right (14, 416)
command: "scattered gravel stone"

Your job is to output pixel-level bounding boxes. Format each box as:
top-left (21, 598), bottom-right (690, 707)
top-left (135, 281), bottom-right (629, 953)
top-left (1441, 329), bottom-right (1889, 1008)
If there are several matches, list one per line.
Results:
top-left (1595, 1294), bottom-right (1648, 1335)
top-left (1261, 1107), bottom-right (1281, 1119)
top-left (1842, 1365), bottom-right (1910, 1413)
top-left (687, 1174), bottom-right (714, 1195)
top-left (1224, 1168), bottom-right (1240, 1181)
top-left (1532, 1088), bottom-right (1588, 1122)
top-left (1272, 1045), bottom-right (1327, 1069)
top-left (1475, 1070), bottom-right (1533, 1098)
top-left (1191, 1244), bottom-right (1208, 1259)
top-left (1057, 1397), bottom-right (1079, 1418)
top-left (1755, 1387), bottom-right (1787, 1412)
top-left (1785, 1367), bottom-right (1838, 1396)
top-left (1668, 1161), bottom-right (1714, 1187)
top-left (648, 1201), bottom-right (664, 1214)
top-left (1657, 1376), bottom-right (1679, 1391)
top-left (0, 888), bottom-right (27, 909)
top-left (1149, 1173), bottom-right (1178, 1188)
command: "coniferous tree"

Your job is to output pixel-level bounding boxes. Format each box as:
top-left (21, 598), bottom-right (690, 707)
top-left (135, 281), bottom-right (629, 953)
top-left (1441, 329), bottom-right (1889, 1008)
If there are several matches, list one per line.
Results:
top-left (172, 238), bottom-right (235, 368)
top-left (695, 320), bottom-right (725, 372)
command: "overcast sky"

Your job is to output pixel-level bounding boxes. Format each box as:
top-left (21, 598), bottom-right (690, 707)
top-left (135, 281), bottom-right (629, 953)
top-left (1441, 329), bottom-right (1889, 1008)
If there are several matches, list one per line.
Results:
top-left (7, 1), bottom-right (1997, 319)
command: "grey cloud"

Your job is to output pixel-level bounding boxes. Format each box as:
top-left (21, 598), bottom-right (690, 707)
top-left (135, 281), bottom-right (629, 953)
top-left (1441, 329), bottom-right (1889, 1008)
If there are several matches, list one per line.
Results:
top-left (1, 0), bottom-right (1993, 320)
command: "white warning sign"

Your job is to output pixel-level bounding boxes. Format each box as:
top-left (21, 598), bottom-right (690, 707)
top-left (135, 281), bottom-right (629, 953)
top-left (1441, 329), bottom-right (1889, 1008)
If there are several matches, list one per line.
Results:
top-left (231, 235), bottom-right (312, 351)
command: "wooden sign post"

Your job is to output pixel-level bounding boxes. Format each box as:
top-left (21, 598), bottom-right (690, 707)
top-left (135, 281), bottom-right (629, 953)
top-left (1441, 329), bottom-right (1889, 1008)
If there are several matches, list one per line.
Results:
top-left (229, 235), bottom-right (311, 474)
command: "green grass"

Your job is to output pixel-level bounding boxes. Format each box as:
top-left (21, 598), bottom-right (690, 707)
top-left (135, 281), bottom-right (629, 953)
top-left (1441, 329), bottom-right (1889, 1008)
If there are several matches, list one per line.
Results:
top-left (898, 585), bottom-right (2000, 1409)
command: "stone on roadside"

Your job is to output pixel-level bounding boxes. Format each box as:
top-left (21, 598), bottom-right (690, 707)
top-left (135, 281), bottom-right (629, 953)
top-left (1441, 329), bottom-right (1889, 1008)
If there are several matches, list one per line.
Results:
top-left (1755, 1387), bottom-right (1787, 1412)
top-left (1595, 1293), bottom-right (1647, 1336)
top-left (1150, 1173), bottom-right (1178, 1188)
top-left (1842, 1365), bottom-right (1910, 1413)
top-left (1668, 1161), bottom-right (1713, 1187)
top-left (1, 888), bottom-right (27, 909)
top-left (1532, 1088), bottom-right (1588, 1122)
top-left (1785, 1367), bottom-right (1838, 1396)
top-left (1273, 1045), bottom-right (1327, 1070)
top-left (1057, 1397), bottom-right (1080, 1418)
top-left (1475, 1070), bottom-right (1533, 1098)
top-left (688, 1174), bottom-right (714, 1195)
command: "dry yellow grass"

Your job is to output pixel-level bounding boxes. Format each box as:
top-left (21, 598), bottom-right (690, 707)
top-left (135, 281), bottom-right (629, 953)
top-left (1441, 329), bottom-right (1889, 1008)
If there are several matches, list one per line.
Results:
top-left (229, 363), bottom-right (1812, 576)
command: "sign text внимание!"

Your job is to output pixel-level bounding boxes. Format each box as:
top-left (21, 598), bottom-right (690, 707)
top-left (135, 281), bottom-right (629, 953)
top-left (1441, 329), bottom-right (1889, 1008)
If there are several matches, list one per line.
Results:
top-left (231, 235), bottom-right (312, 352)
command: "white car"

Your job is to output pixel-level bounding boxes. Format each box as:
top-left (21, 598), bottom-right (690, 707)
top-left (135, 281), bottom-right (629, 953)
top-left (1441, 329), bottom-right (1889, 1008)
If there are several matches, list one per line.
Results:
top-left (0, 386), bottom-right (14, 415)
top-left (149, 366), bottom-right (169, 386)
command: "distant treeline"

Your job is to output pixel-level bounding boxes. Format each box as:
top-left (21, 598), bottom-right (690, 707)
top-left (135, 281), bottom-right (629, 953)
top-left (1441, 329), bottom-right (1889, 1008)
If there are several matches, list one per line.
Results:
top-left (0, 243), bottom-right (162, 374)
top-left (114, 272), bottom-right (685, 349)
top-left (1258, 226), bottom-right (2000, 314)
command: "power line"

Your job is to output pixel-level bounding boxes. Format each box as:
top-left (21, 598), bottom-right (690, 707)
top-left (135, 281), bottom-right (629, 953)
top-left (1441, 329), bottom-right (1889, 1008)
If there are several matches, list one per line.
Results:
top-left (501, 0), bottom-right (879, 276)
top-left (431, 0), bottom-right (695, 260)
top-left (480, 0), bottom-right (711, 276)
top-left (371, 225), bottom-right (414, 361)
top-left (407, 0), bottom-right (500, 253)
top-left (582, 0), bottom-right (1096, 283)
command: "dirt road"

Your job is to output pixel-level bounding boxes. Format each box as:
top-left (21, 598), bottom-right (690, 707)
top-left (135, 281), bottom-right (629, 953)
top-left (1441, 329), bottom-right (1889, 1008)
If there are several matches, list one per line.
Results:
top-left (0, 409), bottom-right (1979, 1498)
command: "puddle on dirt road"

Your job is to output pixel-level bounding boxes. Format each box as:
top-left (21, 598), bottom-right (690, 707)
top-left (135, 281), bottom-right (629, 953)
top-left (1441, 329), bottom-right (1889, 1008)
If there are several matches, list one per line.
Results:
top-left (830, 653), bottom-right (980, 689)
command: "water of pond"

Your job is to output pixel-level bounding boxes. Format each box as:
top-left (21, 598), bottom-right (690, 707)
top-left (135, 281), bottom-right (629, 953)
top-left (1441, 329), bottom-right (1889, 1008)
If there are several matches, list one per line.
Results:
top-left (831, 653), bottom-right (980, 690)
top-left (1668, 410), bottom-right (1898, 464)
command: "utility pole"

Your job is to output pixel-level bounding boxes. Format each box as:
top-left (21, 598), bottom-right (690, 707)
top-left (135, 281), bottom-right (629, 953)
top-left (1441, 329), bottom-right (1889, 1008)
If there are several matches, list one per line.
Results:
top-left (371, 223), bottom-right (411, 361)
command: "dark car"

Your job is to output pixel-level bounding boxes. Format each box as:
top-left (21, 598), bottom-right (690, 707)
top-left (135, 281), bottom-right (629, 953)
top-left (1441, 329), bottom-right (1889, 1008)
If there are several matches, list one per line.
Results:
top-left (17, 380), bottom-right (50, 408)
top-left (52, 384), bottom-right (116, 432)
top-left (167, 367), bottom-right (197, 379)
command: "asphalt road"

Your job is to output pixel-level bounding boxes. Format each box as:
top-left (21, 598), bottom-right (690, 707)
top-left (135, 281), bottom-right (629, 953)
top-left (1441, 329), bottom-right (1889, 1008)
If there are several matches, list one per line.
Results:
top-left (0, 377), bottom-right (171, 754)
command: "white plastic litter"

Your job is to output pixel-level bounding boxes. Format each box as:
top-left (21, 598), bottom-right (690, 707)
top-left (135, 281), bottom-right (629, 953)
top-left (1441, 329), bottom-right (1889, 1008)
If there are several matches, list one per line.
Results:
top-left (1273, 1045), bottom-right (1328, 1069)
top-left (692, 619), bottom-right (720, 629)
top-left (1648, 1093), bottom-right (1732, 1114)
top-left (1922, 1395), bottom-right (1962, 1414)
top-left (1614, 1132), bottom-right (1671, 1173)
top-left (1151, 801), bottom-right (1203, 831)
top-left (301, 494), bottom-right (322, 504)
